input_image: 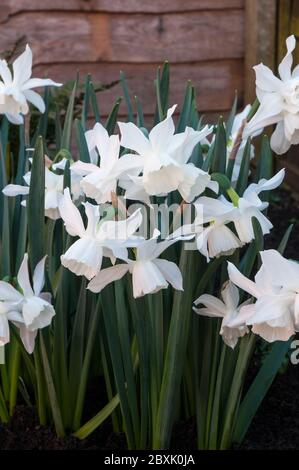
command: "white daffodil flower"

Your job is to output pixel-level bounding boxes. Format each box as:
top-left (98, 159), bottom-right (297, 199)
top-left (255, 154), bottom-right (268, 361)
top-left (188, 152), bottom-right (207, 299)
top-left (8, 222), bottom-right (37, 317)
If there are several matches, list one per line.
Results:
top-left (0, 253), bottom-right (55, 353)
top-left (59, 188), bottom-right (143, 280)
top-left (244, 35), bottom-right (299, 154)
top-left (0, 44), bottom-right (61, 124)
top-left (3, 159), bottom-right (84, 220)
top-left (230, 168), bottom-right (285, 243)
top-left (227, 252), bottom-right (296, 342)
top-left (71, 122), bottom-right (142, 204)
top-left (118, 105), bottom-right (216, 202)
top-left (171, 196), bottom-right (242, 262)
top-left (193, 281), bottom-right (250, 349)
top-left (87, 229), bottom-right (185, 298)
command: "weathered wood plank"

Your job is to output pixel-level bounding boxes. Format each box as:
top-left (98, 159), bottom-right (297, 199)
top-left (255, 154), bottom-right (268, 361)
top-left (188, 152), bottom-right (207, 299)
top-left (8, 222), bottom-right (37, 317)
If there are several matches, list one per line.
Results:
top-left (0, 11), bottom-right (244, 63)
top-left (244, 0), bottom-right (277, 102)
top-left (1, 0), bottom-right (244, 20)
top-left (34, 60), bottom-right (243, 116)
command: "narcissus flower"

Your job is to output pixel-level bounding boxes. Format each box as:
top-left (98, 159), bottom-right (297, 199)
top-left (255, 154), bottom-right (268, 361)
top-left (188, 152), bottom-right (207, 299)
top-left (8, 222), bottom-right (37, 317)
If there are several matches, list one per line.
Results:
top-left (0, 45), bottom-right (61, 124)
top-left (87, 229), bottom-right (186, 298)
top-left (244, 35), bottom-right (299, 154)
top-left (193, 281), bottom-right (250, 349)
top-left (118, 105), bottom-right (216, 202)
top-left (72, 122), bottom-right (142, 204)
top-left (228, 250), bottom-right (298, 342)
top-left (0, 253), bottom-right (55, 353)
top-left (59, 188), bottom-right (143, 280)
top-left (171, 196), bottom-right (242, 261)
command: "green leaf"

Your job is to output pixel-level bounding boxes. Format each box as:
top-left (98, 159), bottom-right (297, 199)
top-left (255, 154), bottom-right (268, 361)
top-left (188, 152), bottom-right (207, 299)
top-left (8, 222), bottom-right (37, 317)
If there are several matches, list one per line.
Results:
top-left (211, 117), bottom-right (227, 174)
top-left (81, 74), bottom-right (91, 130)
top-left (89, 81), bottom-right (101, 123)
top-left (176, 81), bottom-right (193, 132)
top-left (28, 136), bottom-right (45, 270)
top-left (73, 394), bottom-right (120, 440)
top-left (105, 98), bottom-right (122, 135)
top-left (120, 71), bottom-right (134, 122)
top-left (61, 80), bottom-right (77, 151)
top-left (226, 92), bottom-right (238, 138)
top-left (235, 138), bottom-right (251, 196)
top-left (75, 119), bottom-right (90, 162)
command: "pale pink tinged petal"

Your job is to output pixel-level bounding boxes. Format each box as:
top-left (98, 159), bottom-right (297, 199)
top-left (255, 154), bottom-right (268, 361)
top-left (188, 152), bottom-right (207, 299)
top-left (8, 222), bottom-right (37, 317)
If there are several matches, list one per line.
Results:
top-left (149, 104), bottom-right (176, 151)
top-left (0, 315), bottom-right (10, 346)
top-left (221, 281), bottom-right (239, 310)
top-left (0, 60), bottom-right (12, 85)
top-left (18, 325), bottom-right (37, 354)
top-left (270, 121), bottom-right (290, 154)
top-left (6, 310), bottom-right (23, 323)
top-left (118, 121), bottom-right (150, 155)
top-left (0, 281), bottom-right (22, 302)
top-left (227, 262), bottom-right (261, 298)
top-left (284, 113), bottom-right (299, 141)
top-left (193, 293), bottom-right (226, 317)
top-left (254, 63), bottom-right (282, 92)
top-left (153, 259), bottom-right (183, 291)
top-left (294, 294), bottom-right (299, 328)
top-left (2, 184), bottom-right (29, 196)
top-left (21, 78), bottom-right (62, 91)
top-left (17, 253), bottom-right (34, 297)
top-left (87, 264), bottom-right (130, 293)
top-left (61, 238), bottom-right (103, 280)
top-left (131, 260), bottom-right (168, 298)
top-left (59, 188), bottom-right (85, 237)
top-left (45, 190), bottom-right (61, 211)
top-left (260, 249), bottom-right (299, 290)
top-left (252, 323), bottom-right (294, 342)
top-left (12, 44), bottom-right (32, 85)
top-left (32, 256), bottom-right (47, 295)
top-left (278, 35), bottom-right (296, 81)
top-left (23, 89), bottom-right (45, 113)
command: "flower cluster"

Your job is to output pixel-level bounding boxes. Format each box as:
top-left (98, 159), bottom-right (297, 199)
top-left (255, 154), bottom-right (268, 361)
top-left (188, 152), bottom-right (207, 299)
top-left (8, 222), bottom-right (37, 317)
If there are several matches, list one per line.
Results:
top-left (0, 254), bottom-right (54, 353)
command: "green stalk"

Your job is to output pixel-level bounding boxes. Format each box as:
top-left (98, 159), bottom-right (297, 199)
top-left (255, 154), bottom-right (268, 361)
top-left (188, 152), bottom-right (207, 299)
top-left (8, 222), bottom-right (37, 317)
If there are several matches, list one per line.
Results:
top-left (219, 334), bottom-right (255, 449)
top-left (153, 249), bottom-right (194, 449)
top-left (8, 339), bottom-right (21, 416)
top-left (72, 303), bottom-right (100, 431)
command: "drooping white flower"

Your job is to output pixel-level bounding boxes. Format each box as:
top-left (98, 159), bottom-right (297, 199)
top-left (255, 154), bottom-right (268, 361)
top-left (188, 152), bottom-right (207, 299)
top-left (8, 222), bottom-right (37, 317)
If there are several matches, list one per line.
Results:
top-left (0, 44), bottom-right (61, 124)
top-left (118, 105), bottom-right (216, 202)
top-left (59, 188), bottom-right (143, 280)
top-left (87, 229), bottom-right (185, 298)
top-left (230, 168), bottom-right (285, 243)
top-left (193, 281), bottom-right (250, 349)
top-left (3, 159), bottom-right (84, 220)
top-left (227, 252), bottom-right (296, 342)
top-left (244, 35), bottom-right (299, 154)
top-left (171, 196), bottom-right (242, 261)
top-left (71, 122), bottom-right (143, 204)
top-left (0, 253), bottom-right (55, 353)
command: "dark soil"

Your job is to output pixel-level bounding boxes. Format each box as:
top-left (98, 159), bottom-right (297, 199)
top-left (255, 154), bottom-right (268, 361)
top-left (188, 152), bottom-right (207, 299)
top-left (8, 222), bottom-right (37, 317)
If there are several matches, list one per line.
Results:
top-left (0, 188), bottom-right (298, 451)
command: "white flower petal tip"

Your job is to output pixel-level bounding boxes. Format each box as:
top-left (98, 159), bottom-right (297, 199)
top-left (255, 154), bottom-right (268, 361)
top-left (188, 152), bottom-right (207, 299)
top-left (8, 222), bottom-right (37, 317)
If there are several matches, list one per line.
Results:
top-left (0, 44), bottom-right (62, 124)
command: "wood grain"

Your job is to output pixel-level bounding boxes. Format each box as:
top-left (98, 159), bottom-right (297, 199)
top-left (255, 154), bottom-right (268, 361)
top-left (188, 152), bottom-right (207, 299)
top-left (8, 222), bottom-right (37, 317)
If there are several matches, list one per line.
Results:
top-left (34, 61), bottom-right (243, 117)
top-left (1, 0), bottom-right (244, 20)
top-left (0, 11), bottom-right (244, 64)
